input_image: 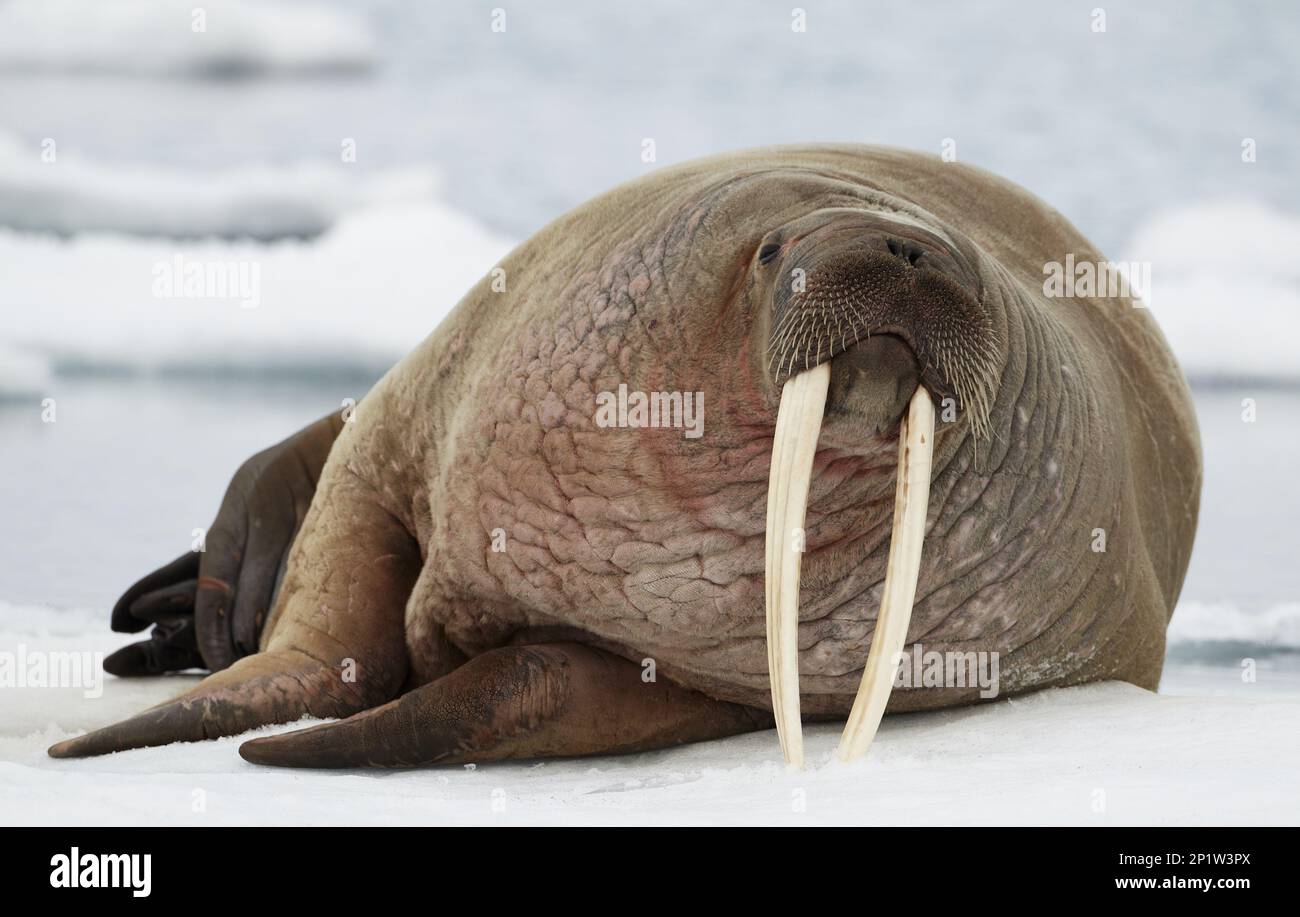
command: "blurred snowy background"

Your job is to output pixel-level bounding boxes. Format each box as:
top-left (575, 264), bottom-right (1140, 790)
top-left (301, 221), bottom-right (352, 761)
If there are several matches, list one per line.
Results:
top-left (1, 0), bottom-right (1298, 692)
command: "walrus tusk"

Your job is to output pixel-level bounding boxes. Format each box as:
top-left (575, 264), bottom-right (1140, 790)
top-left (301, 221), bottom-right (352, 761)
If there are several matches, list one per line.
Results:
top-left (836, 385), bottom-right (935, 762)
top-left (764, 362), bottom-right (832, 768)
top-left (766, 368), bottom-right (935, 767)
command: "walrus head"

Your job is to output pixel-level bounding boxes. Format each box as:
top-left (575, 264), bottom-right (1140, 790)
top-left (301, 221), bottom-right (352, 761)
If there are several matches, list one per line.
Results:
top-left (746, 204), bottom-right (1001, 766)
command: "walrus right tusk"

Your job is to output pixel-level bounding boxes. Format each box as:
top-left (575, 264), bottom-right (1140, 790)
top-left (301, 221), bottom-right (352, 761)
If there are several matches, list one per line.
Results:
top-left (836, 385), bottom-right (935, 762)
top-left (765, 362), bottom-right (832, 768)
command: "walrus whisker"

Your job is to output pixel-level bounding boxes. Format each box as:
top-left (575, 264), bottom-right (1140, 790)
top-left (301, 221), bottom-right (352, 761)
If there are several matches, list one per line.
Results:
top-left (766, 309), bottom-right (798, 358)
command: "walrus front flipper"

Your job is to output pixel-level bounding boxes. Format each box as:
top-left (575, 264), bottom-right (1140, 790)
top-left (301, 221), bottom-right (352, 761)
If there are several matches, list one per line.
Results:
top-left (239, 643), bottom-right (771, 768)
top-left (51, 459), bottom-right (421, 759)
top-left (103, 412), bottom-right (345, 677)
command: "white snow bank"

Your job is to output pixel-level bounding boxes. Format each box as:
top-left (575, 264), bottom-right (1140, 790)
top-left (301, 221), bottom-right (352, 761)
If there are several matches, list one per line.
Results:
top-left (1169, 601), bottom-right (1300, 649)
top-left (0, 343), bottom-right (53, 399)
top-left (1124, 201), bottom-right (1300, 382)
top-left (0, 195), bottom-right (516, 396)
top-left (0, 0), bottom-right (375, 79)
top-left (0, 131), bottom-right (438, 239)
top-left (0, 135), bottom-right (514, 397)
top-left (2, 602), bottom-right (1298, 826)
top-left (2, 138), bottom-right (1296, 397)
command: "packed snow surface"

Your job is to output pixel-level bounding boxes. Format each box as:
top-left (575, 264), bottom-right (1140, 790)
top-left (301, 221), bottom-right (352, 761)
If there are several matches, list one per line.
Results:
top-left (3, 604), bottom-right (1297, 826)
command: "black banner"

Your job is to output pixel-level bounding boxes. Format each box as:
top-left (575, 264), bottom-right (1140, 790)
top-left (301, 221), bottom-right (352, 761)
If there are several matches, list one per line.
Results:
top-left (0, 827), bottom-right (1286, 902)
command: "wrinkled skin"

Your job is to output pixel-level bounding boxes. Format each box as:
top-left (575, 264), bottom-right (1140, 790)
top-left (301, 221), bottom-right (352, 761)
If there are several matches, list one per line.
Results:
top-left (63, 146), bottom-right (1200, 766)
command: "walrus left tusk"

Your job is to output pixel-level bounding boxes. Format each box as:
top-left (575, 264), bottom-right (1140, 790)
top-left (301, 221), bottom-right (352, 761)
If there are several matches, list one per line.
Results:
top-left (765, 362), bottom-right (832, 768)
top-left (836, 385), bottom-right (935, 762)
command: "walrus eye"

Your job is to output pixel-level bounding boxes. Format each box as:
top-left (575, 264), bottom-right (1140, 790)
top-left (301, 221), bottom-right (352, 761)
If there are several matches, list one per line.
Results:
top-left (758, 242), bottom-right (781, 265)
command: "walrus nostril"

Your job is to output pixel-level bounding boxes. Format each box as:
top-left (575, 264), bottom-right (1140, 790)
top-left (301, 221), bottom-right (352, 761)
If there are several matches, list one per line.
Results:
top-left (758, 242), bottom-right (782, 265)
top-left (885, 236), bottom-right (924, 266)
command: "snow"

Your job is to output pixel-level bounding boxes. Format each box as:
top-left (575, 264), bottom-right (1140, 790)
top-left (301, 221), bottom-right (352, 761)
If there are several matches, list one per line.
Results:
top-left (0, 142), bottom-right (515, 396)
top-left (3, 603), bottom-right (1298, 826)
top-left (3, 187), bottom-right (1298, 401)
top-left (3, 124), bottom-right (1299, 398)
top-left (0, 0), bottom-right (376, 78)
top-left (0, 131), bottom-right (440, 240)
top-left (1169, 600), bottom-right (1300, 648)
top-left (1125, 201), bottom-right (1300, 383)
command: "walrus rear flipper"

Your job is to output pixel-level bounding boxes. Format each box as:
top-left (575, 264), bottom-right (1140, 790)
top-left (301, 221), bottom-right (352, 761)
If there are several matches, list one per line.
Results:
top-left (50, 451), bottom-right (421, 759)
top-left (238, 643), bottom-right (770, 768)
top-left (48, 650), bottom-right (368, 758)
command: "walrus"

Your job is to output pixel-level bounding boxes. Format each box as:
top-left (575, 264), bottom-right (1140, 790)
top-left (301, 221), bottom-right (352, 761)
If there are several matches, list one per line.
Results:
top-left (50, 145), bottom-right (1201, 768)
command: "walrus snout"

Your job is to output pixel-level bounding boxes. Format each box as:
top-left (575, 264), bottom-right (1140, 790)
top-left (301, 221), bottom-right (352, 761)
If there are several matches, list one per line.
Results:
top-left (825, 333), bottom-right (920, 438)
top-left (761, 206), bottom-right (997, 437)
